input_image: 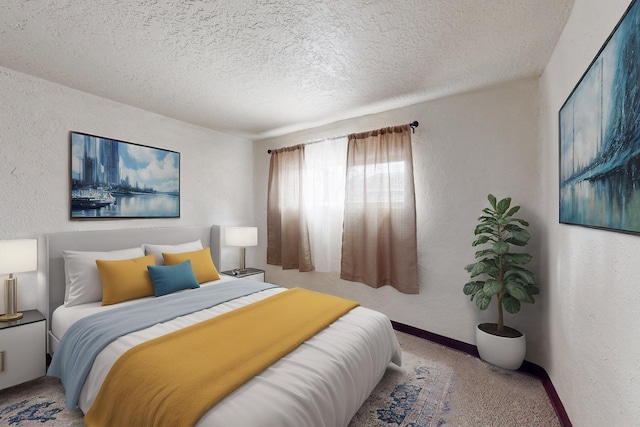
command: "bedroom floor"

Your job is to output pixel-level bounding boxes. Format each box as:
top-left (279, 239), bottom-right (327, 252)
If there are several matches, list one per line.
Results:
top-left (0, 331), bottom-right (561, 427)
top-left (351, 331), bottom-right (562, 426)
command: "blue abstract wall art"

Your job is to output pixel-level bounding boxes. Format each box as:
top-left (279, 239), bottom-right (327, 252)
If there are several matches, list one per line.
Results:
top-left (560, 0), bottom-right (640, 233)
top-left (70, 132), bottom-right (180, 219)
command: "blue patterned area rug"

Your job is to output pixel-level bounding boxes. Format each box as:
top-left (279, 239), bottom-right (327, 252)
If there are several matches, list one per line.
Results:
top-left (349, 350), bottom-right (454, 427)
top-left (0, 376), bottom-right (83, 426)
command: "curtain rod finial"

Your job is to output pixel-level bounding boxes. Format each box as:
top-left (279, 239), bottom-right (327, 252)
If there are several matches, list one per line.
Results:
top-left (409, 121), bottom-right (419, 133)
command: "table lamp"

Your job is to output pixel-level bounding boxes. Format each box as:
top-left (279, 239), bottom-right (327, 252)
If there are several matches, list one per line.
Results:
top-left (225, 227), bottom-right (257, 274)
top-left (0, 239), bottom-right (37, 322)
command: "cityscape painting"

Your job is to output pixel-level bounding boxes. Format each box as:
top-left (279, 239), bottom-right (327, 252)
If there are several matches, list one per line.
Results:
top-left (559, 0), bottom-right (640, 234)
top-left (70, 132), bottom-right (180, 219)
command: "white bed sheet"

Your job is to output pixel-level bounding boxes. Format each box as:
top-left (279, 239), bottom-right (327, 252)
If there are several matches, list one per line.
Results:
top-left (50, 275), bottom-right (237, 339)
top-left (52, 280), bottom-right (401, 427)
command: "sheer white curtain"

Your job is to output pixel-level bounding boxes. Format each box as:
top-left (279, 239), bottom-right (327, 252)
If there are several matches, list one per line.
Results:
top-left (303, 137), bottom-right (348, 272)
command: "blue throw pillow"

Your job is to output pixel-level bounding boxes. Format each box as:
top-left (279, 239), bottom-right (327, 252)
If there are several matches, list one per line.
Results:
top-left (147, 260), bottom-right (200, 297)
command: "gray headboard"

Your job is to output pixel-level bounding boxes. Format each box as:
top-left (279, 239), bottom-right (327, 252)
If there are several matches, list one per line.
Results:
top-left (45, 225), bottom-right (221, 326)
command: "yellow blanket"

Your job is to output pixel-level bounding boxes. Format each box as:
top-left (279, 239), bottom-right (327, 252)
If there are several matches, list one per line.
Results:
top-left (84, 287), bottom-right (359, 427)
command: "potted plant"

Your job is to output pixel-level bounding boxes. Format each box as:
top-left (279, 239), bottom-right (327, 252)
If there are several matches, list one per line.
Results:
top-left (463, 194), bottom-right (539, 370)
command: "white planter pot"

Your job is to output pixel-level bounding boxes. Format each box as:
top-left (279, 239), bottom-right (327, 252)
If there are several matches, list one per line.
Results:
top-left (475, 324), bottom-right (526, 370)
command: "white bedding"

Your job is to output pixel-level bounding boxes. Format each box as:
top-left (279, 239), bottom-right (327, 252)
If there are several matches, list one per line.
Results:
top-left (51, 275), bottom-right (238, 339)
top-left (51, 279), bottom-right (402, 427)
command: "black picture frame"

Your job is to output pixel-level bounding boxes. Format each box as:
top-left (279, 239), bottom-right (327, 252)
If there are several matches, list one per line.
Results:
top-left (70, 132), bottom-right (180, 219)
top-left (559, 0), bottom-right (640, 234)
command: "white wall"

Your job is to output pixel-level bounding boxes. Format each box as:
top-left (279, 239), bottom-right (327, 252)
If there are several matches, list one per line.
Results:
top-left (253, 79), bottom-right (546, 362)
top-left (540, 0), bottom-right (640, 425)
top-left (0, 66), bottom-right (255, 317)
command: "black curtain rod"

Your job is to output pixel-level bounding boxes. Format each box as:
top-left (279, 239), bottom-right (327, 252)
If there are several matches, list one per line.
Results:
top-left (267, 121), bottom-right (418, 154)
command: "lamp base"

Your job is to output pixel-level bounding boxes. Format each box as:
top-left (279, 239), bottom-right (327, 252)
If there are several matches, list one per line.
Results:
top-left (238, 246), bottom-right (247, 275)
top-left (3, 275), bottom-right (22, 322)
top-left (0, 312), bottom-right (23, 322)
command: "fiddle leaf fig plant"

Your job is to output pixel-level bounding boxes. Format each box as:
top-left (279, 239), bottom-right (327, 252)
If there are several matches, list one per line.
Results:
top-left (464, 194), bottom-right (539, 333)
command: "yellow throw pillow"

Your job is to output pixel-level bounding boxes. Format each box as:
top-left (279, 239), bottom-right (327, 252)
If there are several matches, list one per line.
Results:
top-left (162, 247), bottom-right (220, 284)
top-left (96, 254), bottom-right (156, 306)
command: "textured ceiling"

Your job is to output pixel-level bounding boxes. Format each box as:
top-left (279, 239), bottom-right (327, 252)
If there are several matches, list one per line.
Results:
top-left (0, 0), bottom-right (573, 140)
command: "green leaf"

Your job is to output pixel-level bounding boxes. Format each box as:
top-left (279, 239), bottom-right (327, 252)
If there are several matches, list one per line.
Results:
top-left (503, 270), bottom-right (518, 280)
top-left (505, 205), bottom-right (521, 217)
top-left (463, 281), bottom-right (484, 295)
top-left (472, 235), bottom-right (491, 247)
top-left (504, 224), bottom-right (525, 232)
top-left (481, 208), bottom-right (495, 216)
top-left (488, 194), bottom-right (497, 209)
top-left (506, 239), bottom-right (527, 247)
top-left (505, 253), bottom-right (533, 265)
top-left (503, 294), bottom-right (521, 314)
top-left (483, 279), bottom-right (503, 296)
top-left (467, 262), bottom-right (496, 277)
top-left (526, 284), bottom-right (540, 295)
top-left (492, 241), bottom-right (510, 255)
top-left (506, 229), bottom-right (530, 244)
top-left (496, 197), bottom-right (511, 214)
top-left (514, 268), bottom-right (536, 285)
top-left (474, 225), bottom-right (493, 236)
top-left (513, 218), bottom-right (530, 226)
top-left (488, 271), bottom-right (500, 279)
top-left (475, 249), bottom-right (495, 259)
top-left (468, 261), bottom-right (489, 277)
top-left (480, 260), bottom-right (499, 277)
top-left (475, 290), bottom-right (492, 310)
top-left (505, 282), bottom-right (531, 302)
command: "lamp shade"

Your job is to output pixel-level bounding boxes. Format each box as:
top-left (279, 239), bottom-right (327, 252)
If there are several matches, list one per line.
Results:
top-left (0, 239), bottom-right (38, 275)
top-left (225, 227), bottom-right (258, 247)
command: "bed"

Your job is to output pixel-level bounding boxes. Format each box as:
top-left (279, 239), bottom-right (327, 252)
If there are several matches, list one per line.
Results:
top-left (45, 225), bottom-right (401, 427)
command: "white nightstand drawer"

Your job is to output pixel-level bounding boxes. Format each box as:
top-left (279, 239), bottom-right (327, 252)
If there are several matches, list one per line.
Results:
top-left (0, 311), bottom-right (46, 390)
top-left (247, 272), bottom-right (265, 282)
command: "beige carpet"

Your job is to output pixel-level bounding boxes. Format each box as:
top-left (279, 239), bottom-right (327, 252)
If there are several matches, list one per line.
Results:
top-left (351, 331), bottom-right (561, 426)
top-left (0, 331), bottom-right (560, 426)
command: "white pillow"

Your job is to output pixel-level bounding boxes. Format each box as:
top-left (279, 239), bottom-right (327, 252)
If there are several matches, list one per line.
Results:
top-left (63, 247), bottom-right (145, 307)
top-left (142, 239), bottom-right (203, 266)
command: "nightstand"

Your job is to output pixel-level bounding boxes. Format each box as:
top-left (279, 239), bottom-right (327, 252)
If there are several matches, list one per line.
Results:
top-left (220, 268), bottom-right (265, 282)
top-left (0, 309), bottom-right (46, 390)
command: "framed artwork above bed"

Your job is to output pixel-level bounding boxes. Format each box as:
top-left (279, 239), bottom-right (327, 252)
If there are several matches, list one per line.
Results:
top-left (70, 132), bottom-right (180, 219)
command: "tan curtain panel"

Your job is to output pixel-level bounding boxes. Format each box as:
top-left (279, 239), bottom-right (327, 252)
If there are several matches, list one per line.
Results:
top-left (340, 125), bottom-right (419, 294)
top-left (267, 145), bottom-right (313, 272)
